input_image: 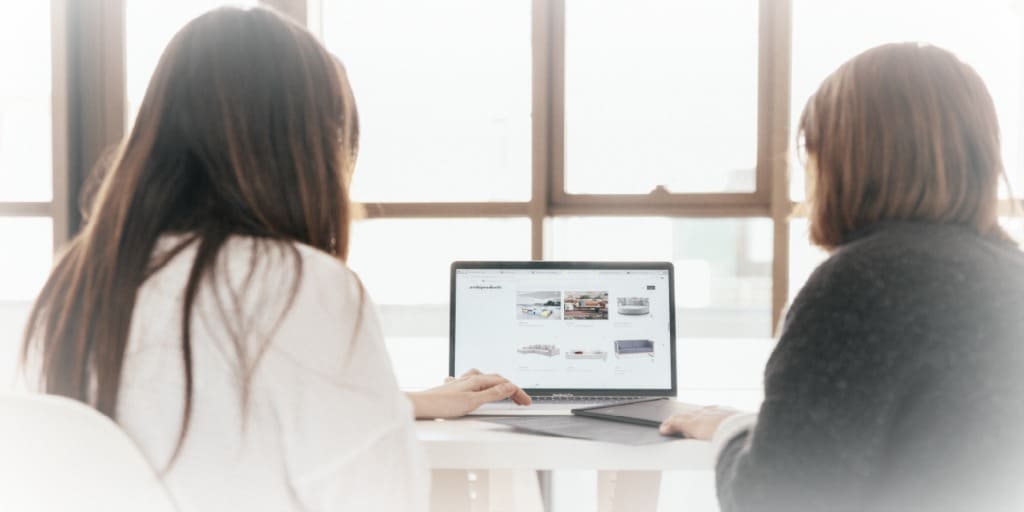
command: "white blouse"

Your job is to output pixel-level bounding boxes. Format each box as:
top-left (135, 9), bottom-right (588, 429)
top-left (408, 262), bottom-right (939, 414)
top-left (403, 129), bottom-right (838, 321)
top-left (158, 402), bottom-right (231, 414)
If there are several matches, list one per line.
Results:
top-left (113, 236), bottom-right (428, 511)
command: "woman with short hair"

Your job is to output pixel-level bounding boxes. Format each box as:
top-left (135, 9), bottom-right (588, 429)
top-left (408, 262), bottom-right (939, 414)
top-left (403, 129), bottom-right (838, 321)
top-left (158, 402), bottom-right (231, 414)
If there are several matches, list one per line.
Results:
top-left (661, 43), bottom-right (1024, 511)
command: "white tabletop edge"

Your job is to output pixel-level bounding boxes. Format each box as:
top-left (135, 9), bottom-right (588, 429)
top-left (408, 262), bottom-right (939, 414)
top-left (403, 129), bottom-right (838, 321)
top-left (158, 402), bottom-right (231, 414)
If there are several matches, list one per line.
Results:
top-left (416, 418), bottom-right (715, 471)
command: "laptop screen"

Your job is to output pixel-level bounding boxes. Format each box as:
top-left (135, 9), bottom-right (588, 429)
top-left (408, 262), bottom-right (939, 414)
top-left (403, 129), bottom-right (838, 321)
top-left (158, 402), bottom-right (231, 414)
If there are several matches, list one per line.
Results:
top-left (451, 263), bottom-right (675, 392)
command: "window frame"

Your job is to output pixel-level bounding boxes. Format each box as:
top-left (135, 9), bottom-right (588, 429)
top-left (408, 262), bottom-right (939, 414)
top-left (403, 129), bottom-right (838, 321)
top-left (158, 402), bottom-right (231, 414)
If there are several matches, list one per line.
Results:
top-left (339, 0), bottom-right (795, 330)
top-left (44, 0), bottom-right (839, 333)
top-left (0, 1), bottom-right (70, 249)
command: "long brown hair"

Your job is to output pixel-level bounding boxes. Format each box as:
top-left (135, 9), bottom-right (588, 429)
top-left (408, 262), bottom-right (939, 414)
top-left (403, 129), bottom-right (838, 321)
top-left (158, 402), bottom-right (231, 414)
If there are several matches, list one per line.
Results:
top-left (798, 43), bottom-right (1007, 249)
top-left (22, 6), bottom-right (359, 463)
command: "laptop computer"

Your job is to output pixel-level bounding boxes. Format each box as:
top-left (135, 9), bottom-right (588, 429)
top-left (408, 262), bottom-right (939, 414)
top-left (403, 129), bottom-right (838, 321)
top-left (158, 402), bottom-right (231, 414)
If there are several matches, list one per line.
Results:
top-left (450, 261), bottom-right (677, 415)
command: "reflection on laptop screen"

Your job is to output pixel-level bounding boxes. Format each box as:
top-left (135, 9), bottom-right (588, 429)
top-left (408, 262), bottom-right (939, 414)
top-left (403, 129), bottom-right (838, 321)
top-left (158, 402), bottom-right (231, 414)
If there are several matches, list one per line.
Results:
top-left (453, 266), bottom-right (673, 390)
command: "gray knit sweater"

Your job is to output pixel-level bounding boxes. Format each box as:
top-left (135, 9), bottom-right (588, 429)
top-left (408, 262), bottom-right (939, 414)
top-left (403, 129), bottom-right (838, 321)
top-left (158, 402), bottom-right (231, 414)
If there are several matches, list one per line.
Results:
top-left (716, 222), bottom-right (1024, 511)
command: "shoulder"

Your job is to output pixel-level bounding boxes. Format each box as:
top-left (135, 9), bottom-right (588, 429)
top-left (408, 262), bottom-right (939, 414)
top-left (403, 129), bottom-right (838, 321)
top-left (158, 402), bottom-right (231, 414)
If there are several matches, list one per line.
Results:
top-left (289, 241), bottom-right (358, 282)
top-left (149, 234), bottom-right (362, 297)
top-left (784, 222), bottom-right (1024, 347)
top-left (838, 222), bottom-right (1024, 267)
top-left (218, 237), bottom-right (385, 379)
top-left (217, 236), bottom-right (365, 306)
top-left (218, 236), bottom-right (354, 281)
top-left (170, 236), bottom-right (375, 349)
top-left (804, 222), bottom-right (1024, 296)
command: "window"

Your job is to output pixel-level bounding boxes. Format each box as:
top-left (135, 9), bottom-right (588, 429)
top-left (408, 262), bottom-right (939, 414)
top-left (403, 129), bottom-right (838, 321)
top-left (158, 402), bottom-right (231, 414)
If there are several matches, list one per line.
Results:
top-left (125, 0), bottom-right (259, 126)
top-left (321, 0), bottom-right (532, 203)
top-left (13, 0), bottom-right (1023, 395)
top-left (0, 2), bottom-right (54, 293)
top-left (786, 0), bottom-right (1024, 298)
top-left (0, 218), bottom-right (54, 301)
top-left (564, 0), bottom-right (760, 195)
top-left (346, 218), bottom-right (531, 388)
top-left (313, 0), bottom-right (790, 362)
top-left (790, 0), bottom-right (1024, 201)
top-left (0, 3), bottom-right (52, 203)
top-left (0, 2), bottom-right (53, 385)
top-left (549, 217), bottom-right (773, 337)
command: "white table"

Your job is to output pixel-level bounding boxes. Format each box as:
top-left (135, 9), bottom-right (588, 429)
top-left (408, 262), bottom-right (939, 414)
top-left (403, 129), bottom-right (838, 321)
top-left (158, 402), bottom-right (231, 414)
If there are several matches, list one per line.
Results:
top-left (416, 418), bottom-right (715, 512)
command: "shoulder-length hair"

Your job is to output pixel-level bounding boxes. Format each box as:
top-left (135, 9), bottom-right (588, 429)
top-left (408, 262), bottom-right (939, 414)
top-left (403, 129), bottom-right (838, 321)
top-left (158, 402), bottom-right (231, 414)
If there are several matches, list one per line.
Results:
top-left (23, 6), bottom-right (359, 466)
top-left (798, 42), bottom-right (1007, 249)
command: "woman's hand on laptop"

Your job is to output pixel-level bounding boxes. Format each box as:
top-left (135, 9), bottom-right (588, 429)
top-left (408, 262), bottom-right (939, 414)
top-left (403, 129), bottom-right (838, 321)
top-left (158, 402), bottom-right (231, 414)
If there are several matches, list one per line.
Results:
top-left (406, 369), bottom-right (532, 419)
top-left (658, 403), bottom-right (742, 440)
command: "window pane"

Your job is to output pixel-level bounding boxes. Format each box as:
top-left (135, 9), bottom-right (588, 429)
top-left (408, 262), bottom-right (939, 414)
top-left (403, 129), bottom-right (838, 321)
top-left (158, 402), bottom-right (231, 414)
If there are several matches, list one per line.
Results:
top-left (349, 218), bottom-right (531, 306)
top-left (322, 1), bottom-right (532, 202)
top-left (347, 218), bottom-right (530, 388)
top-left (1000, 216), bottom-right (1024, 242)
top-left (126, 0), bottom-right (258, 126)
top-left (0, 301), bottom-right (33, 388)
top-left (0, 3), bottom-right (51, 201)
top-left (549, 217), bottom-right (773, 337)
top-left (564, 0), bottom-right (759, 195)
top-left (791, 0), bottom-right (1024, 201)
top-left (0, 217), bottom-right (53, 301)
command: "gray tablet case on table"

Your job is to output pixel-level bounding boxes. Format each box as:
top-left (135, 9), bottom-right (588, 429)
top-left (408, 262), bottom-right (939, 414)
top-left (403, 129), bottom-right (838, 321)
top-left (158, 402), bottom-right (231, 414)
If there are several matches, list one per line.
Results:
top-left (571, 397), bottom-right (692, 428)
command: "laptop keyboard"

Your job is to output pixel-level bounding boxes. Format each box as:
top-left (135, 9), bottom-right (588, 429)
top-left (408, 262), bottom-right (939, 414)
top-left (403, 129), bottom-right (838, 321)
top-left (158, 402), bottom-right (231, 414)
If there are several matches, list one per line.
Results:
top-left (471, 395), bottom-right (654, 414)
top-left (528, 396), bottom-right (646, 405)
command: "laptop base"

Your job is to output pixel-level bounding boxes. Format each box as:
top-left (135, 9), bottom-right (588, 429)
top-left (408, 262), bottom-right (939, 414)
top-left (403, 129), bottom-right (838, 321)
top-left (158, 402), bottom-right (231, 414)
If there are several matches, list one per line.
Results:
top-left (468, 397), bottom-right (654, 416)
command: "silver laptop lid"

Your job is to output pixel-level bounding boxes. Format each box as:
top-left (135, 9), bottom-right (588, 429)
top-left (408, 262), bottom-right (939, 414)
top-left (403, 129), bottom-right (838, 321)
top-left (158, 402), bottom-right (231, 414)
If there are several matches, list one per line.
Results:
top-left (450, 261), bottom-right (677, 397)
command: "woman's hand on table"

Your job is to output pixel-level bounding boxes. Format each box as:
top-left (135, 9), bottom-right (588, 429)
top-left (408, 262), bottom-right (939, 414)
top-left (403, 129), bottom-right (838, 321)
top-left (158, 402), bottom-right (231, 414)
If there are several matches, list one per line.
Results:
top-left (406, 369), bottom-right (532, 419)
top-left (658, 403), bottom-right (742, 440)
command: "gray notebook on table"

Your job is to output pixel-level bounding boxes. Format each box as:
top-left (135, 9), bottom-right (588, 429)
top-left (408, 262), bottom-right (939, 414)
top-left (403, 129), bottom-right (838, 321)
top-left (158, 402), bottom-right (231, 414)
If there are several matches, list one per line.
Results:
top-left (571, 397), bottom-right (692, 428)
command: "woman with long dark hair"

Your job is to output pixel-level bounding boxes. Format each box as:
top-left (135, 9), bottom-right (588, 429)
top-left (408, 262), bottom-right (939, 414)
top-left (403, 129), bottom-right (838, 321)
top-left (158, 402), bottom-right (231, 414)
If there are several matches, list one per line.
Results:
top-left (661, 43), bottom-right (1024, 511)
top-left (21, 7), bottom-right (527, 510)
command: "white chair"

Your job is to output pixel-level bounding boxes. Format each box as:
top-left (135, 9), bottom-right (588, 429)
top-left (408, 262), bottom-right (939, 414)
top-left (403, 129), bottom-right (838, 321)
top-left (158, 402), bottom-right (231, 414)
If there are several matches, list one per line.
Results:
top-left (0, 392), bottom-right (176, 512)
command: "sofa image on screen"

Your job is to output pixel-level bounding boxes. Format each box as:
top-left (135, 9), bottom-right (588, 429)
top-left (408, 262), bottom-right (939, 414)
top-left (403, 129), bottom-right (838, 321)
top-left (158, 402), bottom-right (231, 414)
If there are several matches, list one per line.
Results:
top-left (614, 339), bottom-right (655, 358)
top-left (517, 344), bottom-right (560, 357)
top-left (616, 297), bottom-right (650, 316)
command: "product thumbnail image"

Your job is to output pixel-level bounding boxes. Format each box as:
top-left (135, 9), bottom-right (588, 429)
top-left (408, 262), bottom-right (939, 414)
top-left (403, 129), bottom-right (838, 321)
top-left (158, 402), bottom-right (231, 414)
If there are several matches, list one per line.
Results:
top-left (516, 291), bottom-right (562, 320)
top-left (614, 339), bottom-right (655, 358)
top-left (517, 344), bottom-right (560, 357)
top-left (565, 349), bottom-right (608, 361)
top-left (616, 297), bottom-right (650, 316)
top-left (564, 291), bottom-right (609, 320)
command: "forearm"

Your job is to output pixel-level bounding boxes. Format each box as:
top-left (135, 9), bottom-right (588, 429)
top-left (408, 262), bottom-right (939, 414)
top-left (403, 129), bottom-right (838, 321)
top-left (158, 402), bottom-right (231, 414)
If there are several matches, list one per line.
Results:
top-left (404, 391), bottom-right (431, 419)
top-left (715, 431), bottom-right (752, 512)
top-left (711, 413), bottom-right (757, 455)
top-left (713, 402), bottom-right (865, 511)
top-left (712, 413), bottom-right (758, 512)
